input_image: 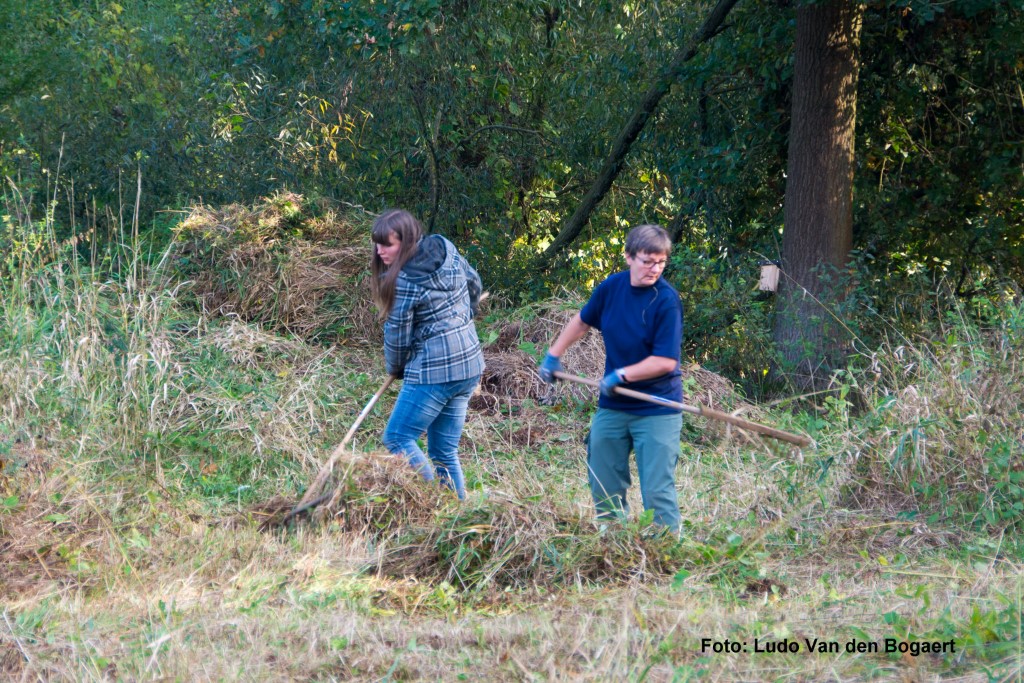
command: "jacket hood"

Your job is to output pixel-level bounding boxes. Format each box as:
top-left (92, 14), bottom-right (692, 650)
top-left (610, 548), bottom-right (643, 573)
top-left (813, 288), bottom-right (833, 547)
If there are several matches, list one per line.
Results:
top-left (401, 234), bottom-right (458, 290)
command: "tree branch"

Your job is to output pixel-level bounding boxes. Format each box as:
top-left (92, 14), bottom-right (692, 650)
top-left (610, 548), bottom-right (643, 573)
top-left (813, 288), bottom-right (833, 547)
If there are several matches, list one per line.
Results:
top-left (539, 0), bottom-right (741, 263)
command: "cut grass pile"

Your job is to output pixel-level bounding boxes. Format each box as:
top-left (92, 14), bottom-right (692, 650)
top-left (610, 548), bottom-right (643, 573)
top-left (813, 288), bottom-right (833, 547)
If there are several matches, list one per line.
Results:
top-left (171, 191), bottom-right (379, 343)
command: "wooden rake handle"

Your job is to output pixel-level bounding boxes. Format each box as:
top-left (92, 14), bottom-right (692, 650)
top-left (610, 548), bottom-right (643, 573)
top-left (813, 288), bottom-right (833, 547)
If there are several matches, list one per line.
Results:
top-left (553, 371), bottom-right (810, 447)
top-left (285, 375), bottom-right (397, 523)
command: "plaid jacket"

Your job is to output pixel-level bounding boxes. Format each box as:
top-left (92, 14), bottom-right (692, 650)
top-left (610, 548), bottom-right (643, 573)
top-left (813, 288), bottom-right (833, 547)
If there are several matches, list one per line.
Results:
top-left (384, 235), bottom-right (485, 384)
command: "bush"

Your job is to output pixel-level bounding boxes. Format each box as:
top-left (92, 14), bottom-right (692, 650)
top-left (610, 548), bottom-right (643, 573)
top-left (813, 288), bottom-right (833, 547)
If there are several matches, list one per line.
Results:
top-left (836, 292), bottom-right (1024, 529)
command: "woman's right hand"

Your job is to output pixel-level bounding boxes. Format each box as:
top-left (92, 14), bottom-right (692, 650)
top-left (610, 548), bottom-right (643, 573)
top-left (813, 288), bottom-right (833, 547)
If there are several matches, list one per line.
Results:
top-left (538, 352), bottom-right (561, 384)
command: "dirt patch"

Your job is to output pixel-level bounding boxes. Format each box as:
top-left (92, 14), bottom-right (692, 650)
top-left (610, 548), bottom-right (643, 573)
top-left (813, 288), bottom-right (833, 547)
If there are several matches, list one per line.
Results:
top-left (743, 577), bottom-right (789, 598)
top-left (227, 495), bottom-right (297, 531)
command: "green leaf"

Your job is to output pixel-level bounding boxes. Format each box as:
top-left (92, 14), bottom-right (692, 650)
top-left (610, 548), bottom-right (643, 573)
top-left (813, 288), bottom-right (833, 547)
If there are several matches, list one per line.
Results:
top-left (671, 568), bottom-right (691, 589)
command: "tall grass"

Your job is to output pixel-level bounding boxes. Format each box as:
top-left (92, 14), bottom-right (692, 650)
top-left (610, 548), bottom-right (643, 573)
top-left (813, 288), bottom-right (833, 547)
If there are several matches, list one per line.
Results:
top-left (823, 290), bottom-right (1024, 530)
top-left (0, 182), bottom-right (372, 501)
top-left (1, 184), bottom-right (180, 464)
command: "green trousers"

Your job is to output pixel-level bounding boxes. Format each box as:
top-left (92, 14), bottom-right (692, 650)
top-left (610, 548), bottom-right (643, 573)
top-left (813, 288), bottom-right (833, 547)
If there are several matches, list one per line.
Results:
top-left (587, 408), bottom-right (683, 533)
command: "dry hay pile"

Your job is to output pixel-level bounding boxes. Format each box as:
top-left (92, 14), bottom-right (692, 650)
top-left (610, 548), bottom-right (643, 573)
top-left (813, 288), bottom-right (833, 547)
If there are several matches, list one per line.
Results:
top-left (258, 451), bottom-right (688, 589)
top-left (171, 191), bottom-right (380, 343)
top-left (473, 299), bottom-right (606, 412)
top-left (291, 453), bottom-right (683, 588)
top-left (257, 451), bottom-right (453, 533)
top-left (476, 297), bottom-right (747, 414)
top-left (209, 318), bottom-right (304, 370)
top-left (378, 495), bottom-right (686, 590)
top-left (313, 451), bottom-right (454, 531)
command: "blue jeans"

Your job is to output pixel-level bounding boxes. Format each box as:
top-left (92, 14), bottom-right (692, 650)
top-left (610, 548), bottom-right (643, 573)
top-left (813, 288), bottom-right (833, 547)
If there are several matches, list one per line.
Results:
top-left (587, 408), bottom-right (683, 532)
top-left (382, 376), bottom-right (479, 500)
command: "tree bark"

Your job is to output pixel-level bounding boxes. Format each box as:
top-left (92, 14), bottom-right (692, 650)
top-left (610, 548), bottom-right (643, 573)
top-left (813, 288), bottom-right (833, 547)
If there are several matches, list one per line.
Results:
top-left (773, 0), bottom-right (863, 391)
top-left (540, 0), bottom-right (740, 263)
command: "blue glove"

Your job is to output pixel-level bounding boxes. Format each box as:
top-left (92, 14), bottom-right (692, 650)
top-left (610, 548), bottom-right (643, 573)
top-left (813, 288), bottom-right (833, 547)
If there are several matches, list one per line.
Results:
top-left (539, 352), bottom-right (562, 384)
top-left (599, 368), bottom-right (627, 397)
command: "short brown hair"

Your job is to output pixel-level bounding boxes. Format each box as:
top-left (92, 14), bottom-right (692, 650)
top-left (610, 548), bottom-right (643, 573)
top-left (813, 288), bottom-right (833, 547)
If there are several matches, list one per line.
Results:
top-left (625, 224), bottom-right (672, 257)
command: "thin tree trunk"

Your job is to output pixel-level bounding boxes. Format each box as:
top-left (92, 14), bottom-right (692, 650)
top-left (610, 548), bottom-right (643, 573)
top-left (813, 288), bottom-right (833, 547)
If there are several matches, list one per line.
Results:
top-left (773, 0), bottom-right (863, 391)
top-left (669, 79), bottom-right (714, 243)
top-left (540, 0), bottom-right (740, 263)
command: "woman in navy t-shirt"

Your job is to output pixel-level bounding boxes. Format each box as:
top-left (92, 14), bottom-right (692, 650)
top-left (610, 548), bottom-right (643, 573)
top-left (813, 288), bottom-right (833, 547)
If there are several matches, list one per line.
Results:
top-left (539, 225), bottom-right (684, 533)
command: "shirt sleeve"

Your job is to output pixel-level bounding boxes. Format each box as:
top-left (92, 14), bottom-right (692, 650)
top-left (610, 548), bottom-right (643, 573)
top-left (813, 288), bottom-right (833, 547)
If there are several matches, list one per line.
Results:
top-left (650, 291), bottom-right (683, 360)
top-left (579, 279), bottom-right (607, 330)
top-left (383, 279), bottom-right (419, 375)
top-left (460, 255), bottom-right (483, 318)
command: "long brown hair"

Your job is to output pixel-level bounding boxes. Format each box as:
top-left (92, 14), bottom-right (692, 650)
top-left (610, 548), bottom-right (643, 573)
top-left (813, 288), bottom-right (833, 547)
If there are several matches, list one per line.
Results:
top-left (370, 209), bottom-right (424, 317)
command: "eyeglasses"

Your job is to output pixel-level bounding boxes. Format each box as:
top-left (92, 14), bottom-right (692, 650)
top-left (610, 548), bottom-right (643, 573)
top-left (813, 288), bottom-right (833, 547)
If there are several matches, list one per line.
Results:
top-left (635, 256), bottom-right (668, 270)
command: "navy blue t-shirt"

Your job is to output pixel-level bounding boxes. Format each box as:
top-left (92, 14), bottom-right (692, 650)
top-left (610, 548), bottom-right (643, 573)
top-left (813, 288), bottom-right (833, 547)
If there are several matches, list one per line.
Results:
top-left (580, 271), bottom-right (684, 415)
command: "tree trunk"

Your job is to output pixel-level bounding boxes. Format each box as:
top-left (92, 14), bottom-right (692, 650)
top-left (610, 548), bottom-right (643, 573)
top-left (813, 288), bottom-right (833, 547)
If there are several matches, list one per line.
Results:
top-left (773, 0), bottom-right (863, 391)
top-left (539, 0), bottom-right (740, 263)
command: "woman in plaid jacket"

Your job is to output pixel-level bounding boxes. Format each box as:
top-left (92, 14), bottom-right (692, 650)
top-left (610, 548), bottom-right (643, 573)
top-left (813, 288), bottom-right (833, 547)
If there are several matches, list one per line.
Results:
top-left (370, 209), bottom-right (484, 499)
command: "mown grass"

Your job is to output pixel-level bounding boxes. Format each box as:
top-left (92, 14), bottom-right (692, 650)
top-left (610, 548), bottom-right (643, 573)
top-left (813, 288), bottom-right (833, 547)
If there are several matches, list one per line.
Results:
top-left (1, 198), bottom-right (1021, 681)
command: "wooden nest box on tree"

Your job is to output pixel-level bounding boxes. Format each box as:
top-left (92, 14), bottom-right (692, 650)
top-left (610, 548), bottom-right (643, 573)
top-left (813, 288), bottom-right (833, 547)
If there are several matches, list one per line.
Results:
top-left (758, 260), bottom-right (780, 292)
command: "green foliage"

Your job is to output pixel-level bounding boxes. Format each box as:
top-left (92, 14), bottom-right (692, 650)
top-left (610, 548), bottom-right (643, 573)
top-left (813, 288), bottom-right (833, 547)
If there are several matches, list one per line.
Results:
top-left (875, 580), bottom-right (1021, 666)
top-left (670, 527), bottom-right (773, 596)
top-left (856, 1), bottom-right (1024, 286)
top-left (2, 0), bottom-right (1020, 319)
top-left (668, 243), bottom-right (776, 393)
top-left (829, 285), bottom-right (1024, 528)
